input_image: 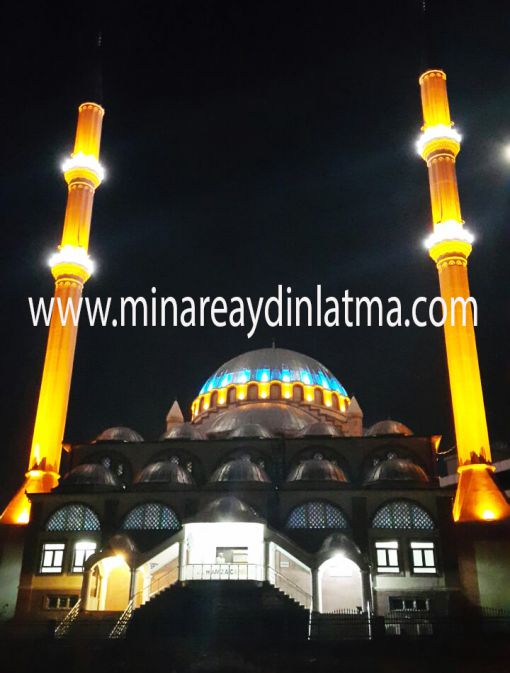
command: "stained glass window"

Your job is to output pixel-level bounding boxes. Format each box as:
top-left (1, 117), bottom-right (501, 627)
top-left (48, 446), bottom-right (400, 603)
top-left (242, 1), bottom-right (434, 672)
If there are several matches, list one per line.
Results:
top-left (372, 501), bottom-right (434, 530)
top-left (46, 505), bottom-right (100, 531)
top-left (286, 501), bottom-right (348, 529)
top-left (122, 503), bottom-right (180, 530)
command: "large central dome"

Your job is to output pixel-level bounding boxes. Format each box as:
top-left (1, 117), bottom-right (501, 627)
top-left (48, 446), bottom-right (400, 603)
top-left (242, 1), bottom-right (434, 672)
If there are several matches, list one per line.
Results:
top-left (191, 348), bottom-right (350, 436)
top-left (199, 348), bottom-right (347, 396)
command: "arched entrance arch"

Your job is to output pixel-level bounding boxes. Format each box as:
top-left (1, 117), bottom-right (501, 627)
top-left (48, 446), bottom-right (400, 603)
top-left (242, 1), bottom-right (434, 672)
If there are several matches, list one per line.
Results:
top-left (83, 555), bottom-right (131, 611)
top-left (317, 555), bottom-right (363, 613)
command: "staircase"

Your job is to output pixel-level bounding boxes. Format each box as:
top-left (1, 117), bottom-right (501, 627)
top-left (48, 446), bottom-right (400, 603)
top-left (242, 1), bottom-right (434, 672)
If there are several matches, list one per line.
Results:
top-left (56, 610), bottom-right (123, 640)
top-left (127, 580), bottom-right (310, 644)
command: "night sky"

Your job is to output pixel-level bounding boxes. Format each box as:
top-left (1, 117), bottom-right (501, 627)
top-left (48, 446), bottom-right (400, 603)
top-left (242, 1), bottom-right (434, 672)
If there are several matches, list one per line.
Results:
top-left (1, 1), bottom-right (510, 507)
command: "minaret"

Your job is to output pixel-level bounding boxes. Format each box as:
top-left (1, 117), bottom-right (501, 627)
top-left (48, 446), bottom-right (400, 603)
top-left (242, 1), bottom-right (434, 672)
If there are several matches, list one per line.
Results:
top-left (1, 102), bottom-right (105, 524)
top-left (417, 70), bottom-right (510, 522)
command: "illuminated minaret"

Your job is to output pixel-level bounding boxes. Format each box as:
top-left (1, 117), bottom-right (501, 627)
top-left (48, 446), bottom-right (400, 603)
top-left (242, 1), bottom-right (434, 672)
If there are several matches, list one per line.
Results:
top-left (1, 102), bottom-right (105, 524)
top-left (417, 70), bottom-right (510, 522)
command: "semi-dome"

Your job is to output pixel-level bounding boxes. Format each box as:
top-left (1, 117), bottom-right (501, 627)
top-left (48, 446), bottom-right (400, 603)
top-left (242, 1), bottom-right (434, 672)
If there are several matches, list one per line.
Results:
top-left (59, 463), bottom-right (121, 491)
top-left (188, 496), bottom-right (262, 523)
top-left (95, 426), bottom-right (144, 442)
top-left (366, 420), bottom-right (413, 437)
top-left (205, 403), bottom-right (318, 438)
top-left (297, 422), bottom-right (343, 437)
top-left (135, 459), bottom-right (194, 485)
top-left (210, 455), bottom-right (270, 483)
top-left (199, 348), bottom-right (347, 396)
top-left (228, 423), bottom-right (274, 439)
top-left (364, 455), bottom-right (429, 485)
top-left (318, 534), bottom-right (367, 569)
top-left (287, 454), bottom-right (348, 483)
top-left (161, 423), bottom-right (206, 440)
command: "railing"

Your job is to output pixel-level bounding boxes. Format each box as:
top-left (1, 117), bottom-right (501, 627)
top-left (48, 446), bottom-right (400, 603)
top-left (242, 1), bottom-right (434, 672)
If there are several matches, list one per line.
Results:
top-left (54, 598), bottom-right (81, 639)
top-left (181, 563), bottom-right (312, 609)
top-left (109, 599), bottom-right (134, 639)
top-left (267, 566), bottom-right (312, 609)
top-left (182, 563), bottom-right (264, 582)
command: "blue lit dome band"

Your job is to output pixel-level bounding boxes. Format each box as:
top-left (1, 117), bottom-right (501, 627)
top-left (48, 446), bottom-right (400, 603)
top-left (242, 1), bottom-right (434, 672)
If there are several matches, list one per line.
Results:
top-left (192, 348), bottom-right (349, 419)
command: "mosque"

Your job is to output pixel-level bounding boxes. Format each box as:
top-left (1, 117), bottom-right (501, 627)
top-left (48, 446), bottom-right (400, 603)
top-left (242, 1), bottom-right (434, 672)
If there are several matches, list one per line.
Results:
top-left (0, 66), bottom-right (509, 644)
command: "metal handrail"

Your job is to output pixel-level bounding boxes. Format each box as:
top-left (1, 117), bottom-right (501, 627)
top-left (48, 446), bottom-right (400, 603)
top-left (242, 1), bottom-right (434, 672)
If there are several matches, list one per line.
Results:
top-left (181, 563), bottom-right (312, 608)
top-left (54, 598), bottom-right (81, 638)
top-left (182, 563), bottom-right (264, 582)
top-left (109, 599), bottom-right (134, 639)
top-left (267, 565), bottom-right (312, 608)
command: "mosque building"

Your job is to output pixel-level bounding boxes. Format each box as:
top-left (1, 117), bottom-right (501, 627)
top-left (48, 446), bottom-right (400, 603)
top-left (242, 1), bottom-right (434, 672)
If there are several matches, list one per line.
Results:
top-left (0, 64), bottom-right (509, 643)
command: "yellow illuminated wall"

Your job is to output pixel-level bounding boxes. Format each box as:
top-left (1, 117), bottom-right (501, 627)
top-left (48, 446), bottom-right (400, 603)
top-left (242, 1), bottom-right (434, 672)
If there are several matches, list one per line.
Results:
top-left (1, 103), bottom-right (105, 525)
top-left (418, 70), bottom-right (510, 522)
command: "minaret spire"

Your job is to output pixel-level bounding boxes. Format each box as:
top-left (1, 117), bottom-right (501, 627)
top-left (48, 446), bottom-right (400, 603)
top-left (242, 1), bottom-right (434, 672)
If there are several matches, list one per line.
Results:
top-left (417, 69), bottom-right (510, 521)
top-left (1, 101), bottom-right (105, 524)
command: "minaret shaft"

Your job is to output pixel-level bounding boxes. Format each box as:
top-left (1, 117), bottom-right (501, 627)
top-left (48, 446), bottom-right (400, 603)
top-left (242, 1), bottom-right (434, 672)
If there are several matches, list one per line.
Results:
top-left (1, 102), bottom-right (104, 525)
top-left (418, 70), bottom-right (510, 522)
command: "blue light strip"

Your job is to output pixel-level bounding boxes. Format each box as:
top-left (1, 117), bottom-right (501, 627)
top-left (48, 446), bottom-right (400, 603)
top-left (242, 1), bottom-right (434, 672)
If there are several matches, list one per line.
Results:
top-left (199, 365), bottom-right (347, 397)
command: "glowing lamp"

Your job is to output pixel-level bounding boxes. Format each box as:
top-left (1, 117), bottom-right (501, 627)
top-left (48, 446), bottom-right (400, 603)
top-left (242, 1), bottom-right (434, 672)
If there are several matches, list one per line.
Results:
top-left (49, 244), bottom-right (95, 275)
top-left (481, 509), bottom-right (496, 521)
top-left (416, 124), bottom-right (461, 156)
top-left (62, 151), bottom-right (105, 183)
top-left (424, 220), bottom-right (474, 249)
top-left (16, 510), bottom-right (30, 525)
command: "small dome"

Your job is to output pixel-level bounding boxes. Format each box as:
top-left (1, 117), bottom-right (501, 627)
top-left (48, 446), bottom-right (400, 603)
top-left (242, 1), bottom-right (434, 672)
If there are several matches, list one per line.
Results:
top-left (364, 456), bottom-right (429, 484)
top-left (366, 420), bottom-right (413, 437)
top-left (96, 426), bottom-right (144, 442)
top-left (318, 534), bottom-right (366, 569)
top-left (106, 533), bottom-right (137, 555)
top-left (210, 455), bottom-right (271, 483)
top-left (135, 460), bottom-right (193, 485)
top-left (205, 403), bottom-right (318, 438)
top-left (287, 454), bottom-right (348, 482)
top-left (189, 496), bottom-right (262, 523)
top-left (59, 464), bottom-right (121, 491)
top-left (228, 423), bottom-right (274, 439)
top-left (297, 422), bottom-right (343, 438)
top-left (161, 423), bottom-right (205, 440)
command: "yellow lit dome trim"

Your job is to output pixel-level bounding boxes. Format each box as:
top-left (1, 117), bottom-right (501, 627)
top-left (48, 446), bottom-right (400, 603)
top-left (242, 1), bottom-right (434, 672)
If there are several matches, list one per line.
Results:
top-left (192, 381), bottom-right (349, 419)
top-left (191, 348), bottom-right (349, 420)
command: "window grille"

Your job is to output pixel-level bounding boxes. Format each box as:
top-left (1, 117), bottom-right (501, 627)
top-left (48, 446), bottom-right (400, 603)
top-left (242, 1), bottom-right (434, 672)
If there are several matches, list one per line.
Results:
top-left (286, 501), bottom-right (348, 529)
top-left (122, 503), bottom-right (180, 530)
top-left (46, 505), bottom-right (100, 531)
top-left (372, 501), bottom-right (434, 530)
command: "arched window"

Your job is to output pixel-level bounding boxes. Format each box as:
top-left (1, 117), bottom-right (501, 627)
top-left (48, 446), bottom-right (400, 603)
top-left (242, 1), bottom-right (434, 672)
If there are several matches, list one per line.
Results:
top-left (270, 383), bottom-right (281, 400)
top-left (314, 388), bottom-right (323, 405)
top-left (286, 501), bottom-right (348, 529)
top-left (248, 383), bottom-right (258, 400)
top-left (210, 391), bottom-right (218, 408)
top-left (121, 503), bottom-right (180, 531)
top-left (293, 384), bottom-right (303, 402)
top-left (46, 504), bottom-right (100, 531)
top-left (371, 500), bottom-right (435, 530)
top-left (228, 387), bottom-right (236, 404)
top-left (331, 394), bottom-right (340, 411)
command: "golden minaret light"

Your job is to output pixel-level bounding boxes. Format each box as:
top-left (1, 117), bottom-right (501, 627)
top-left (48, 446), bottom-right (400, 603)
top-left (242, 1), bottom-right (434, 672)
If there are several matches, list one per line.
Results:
top-left (417, 69), bottom-right (510, 522)
top-left (1, 102), bottom-right (105, 525)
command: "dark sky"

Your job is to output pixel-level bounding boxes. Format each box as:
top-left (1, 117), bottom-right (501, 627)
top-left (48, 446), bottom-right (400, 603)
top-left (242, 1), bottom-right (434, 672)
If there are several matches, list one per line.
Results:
top-left (1, 1), bottom-right (510, 506)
